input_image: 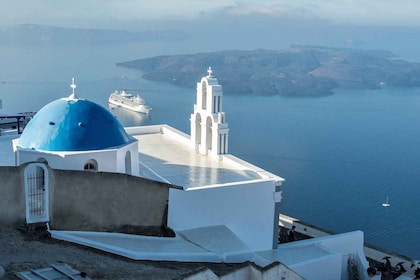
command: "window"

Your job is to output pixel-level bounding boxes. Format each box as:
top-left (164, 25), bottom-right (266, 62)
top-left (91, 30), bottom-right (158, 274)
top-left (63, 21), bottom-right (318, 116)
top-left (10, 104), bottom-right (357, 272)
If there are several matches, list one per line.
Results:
top-left (84, 159), bottom-right (98, 171)
top-left (37, 157), bottom-right (48, 165)
top-left (125, 151), bottom-right (132, 175)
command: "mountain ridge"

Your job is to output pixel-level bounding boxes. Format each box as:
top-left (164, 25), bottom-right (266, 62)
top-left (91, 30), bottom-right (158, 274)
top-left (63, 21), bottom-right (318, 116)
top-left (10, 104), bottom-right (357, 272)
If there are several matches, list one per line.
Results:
top-left (0, 24), bottom-right (190, 45)
top-left (117, 46), bottom-right (420, 96)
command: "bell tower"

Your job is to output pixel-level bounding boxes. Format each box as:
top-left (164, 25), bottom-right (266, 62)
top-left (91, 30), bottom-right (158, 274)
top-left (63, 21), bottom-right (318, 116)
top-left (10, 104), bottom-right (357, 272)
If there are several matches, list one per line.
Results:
top-left (190, 67), bottom-right (229, 156)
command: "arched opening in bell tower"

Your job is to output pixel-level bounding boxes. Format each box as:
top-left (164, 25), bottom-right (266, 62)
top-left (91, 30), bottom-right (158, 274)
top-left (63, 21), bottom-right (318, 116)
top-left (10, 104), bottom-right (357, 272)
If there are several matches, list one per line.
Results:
top-left (195, 113), bottom-right (202, 150)
top-left (206, 117), bottom-right (212, 152)
top-left (201, 81), bottom-right (207, 110)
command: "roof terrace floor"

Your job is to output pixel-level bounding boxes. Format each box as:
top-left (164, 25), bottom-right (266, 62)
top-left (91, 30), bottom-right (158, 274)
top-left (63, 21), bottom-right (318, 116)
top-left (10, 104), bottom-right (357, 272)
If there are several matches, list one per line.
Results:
top-left (133, 129), bottom-right (263, 189)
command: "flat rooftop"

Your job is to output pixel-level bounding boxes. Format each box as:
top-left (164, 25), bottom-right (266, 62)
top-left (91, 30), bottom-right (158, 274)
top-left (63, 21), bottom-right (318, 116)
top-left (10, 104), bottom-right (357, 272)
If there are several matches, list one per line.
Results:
top-left (0, 125), bottom-right (284, 189)
top-left (129, 125), bottom-right (284, 189)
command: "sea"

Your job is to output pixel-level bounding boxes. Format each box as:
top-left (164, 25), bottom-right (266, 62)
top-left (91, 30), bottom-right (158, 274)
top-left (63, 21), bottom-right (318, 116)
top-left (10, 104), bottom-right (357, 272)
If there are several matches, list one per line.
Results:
top-left (0, 42), bottom-right (419, 260)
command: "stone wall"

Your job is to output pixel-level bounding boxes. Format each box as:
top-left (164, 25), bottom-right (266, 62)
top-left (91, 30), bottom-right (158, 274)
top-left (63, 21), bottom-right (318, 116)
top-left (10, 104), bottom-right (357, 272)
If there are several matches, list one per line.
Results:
top-left (0, 163), bottom-right (175, 232)
top-left (0, 166), bottom-right (26, 226)
top-left (50, 169), bottom-right (172, 231)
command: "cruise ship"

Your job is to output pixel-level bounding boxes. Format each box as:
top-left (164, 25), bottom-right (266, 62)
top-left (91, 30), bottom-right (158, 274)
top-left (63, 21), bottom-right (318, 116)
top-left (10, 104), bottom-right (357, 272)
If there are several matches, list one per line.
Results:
top-left (108, 90), bottom-right (151, 114)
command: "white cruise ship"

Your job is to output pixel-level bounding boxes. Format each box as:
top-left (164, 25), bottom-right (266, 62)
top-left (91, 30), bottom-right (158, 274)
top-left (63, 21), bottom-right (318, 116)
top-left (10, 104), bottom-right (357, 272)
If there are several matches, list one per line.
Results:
top-left (109, 90), bottom-right (151, 114)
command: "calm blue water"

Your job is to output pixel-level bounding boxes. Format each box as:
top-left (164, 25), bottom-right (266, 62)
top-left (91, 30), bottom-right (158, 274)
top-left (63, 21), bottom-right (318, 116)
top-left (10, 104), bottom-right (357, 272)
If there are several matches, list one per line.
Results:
top-left (1, 44), bottom-right (419, 259)
top-left (227, 89), bottom-right (420, 259)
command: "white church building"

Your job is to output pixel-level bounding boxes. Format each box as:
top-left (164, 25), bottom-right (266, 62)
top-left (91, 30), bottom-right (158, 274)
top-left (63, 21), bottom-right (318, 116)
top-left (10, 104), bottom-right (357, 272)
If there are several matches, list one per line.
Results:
top-left (7, 69), bottom-right (383, 279)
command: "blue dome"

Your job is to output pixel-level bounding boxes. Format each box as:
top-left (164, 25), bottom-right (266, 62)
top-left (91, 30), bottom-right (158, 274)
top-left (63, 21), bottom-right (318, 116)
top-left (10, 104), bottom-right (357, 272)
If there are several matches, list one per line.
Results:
top-left (18, 97), bottom-right (135, 151)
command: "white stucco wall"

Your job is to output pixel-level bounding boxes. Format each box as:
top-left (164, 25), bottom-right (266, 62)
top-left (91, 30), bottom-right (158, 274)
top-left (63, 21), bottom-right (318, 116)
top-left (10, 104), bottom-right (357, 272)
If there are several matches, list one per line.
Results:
top-left (115, 141), bottom-right (139, 176)
top-left (15, 142), bottom-right (139, 176)
top-left (290, 254), bottom-right (344, 280)
top-left (168, 180), bottom-right (278, 251)
top-left (16, 149), bottom-right (115, 171)
top-left (273, 231), bottom-right (369, 280)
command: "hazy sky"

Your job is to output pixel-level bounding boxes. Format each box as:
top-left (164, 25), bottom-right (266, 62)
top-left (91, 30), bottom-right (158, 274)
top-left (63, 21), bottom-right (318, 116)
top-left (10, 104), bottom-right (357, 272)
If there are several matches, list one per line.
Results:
top-left (1, 0), bottom-right (419, 29)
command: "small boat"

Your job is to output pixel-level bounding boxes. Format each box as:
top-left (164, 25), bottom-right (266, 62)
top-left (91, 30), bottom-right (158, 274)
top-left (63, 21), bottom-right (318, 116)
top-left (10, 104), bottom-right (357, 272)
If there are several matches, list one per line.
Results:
top-left (108, 90), bottom-right (151, 114)
top-left (382, 196), bottom-right (391, 207)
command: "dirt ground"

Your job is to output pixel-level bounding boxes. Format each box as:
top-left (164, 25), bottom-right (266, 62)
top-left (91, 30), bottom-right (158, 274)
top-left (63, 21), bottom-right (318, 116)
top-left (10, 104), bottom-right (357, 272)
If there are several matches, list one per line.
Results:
top-left (0, 227), bottom-right (240, 280)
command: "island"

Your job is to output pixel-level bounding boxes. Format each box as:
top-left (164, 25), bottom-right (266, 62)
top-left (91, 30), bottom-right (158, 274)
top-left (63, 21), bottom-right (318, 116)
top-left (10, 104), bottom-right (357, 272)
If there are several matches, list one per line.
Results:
top-left (116, 46), bottom-right (420, 97)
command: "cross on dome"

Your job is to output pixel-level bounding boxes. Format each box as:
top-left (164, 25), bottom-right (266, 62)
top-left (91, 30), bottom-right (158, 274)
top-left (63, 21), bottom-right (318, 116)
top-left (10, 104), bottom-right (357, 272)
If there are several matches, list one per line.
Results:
top-left (207, 67), bottom-right (213, 78)
top-left (69, 77), bottom-right (77, 99)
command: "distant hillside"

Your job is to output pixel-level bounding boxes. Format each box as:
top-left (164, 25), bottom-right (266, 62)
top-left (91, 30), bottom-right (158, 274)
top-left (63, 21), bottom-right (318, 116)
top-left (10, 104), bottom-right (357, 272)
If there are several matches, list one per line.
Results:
top-left (117, 46), bottom-right (420, 96)
top-left (0, 24), bottom-right (190, 45)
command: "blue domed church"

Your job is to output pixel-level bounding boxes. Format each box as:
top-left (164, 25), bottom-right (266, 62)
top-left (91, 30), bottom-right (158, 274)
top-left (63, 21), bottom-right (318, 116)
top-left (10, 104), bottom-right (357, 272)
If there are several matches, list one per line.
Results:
top-left (13, 79), bottom-right (139, 175)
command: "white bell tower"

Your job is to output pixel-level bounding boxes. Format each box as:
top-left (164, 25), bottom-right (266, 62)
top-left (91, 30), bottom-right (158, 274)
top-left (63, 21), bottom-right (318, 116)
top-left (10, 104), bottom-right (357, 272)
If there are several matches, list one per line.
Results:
top-left (190, 67), bottom-right (229, 156)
